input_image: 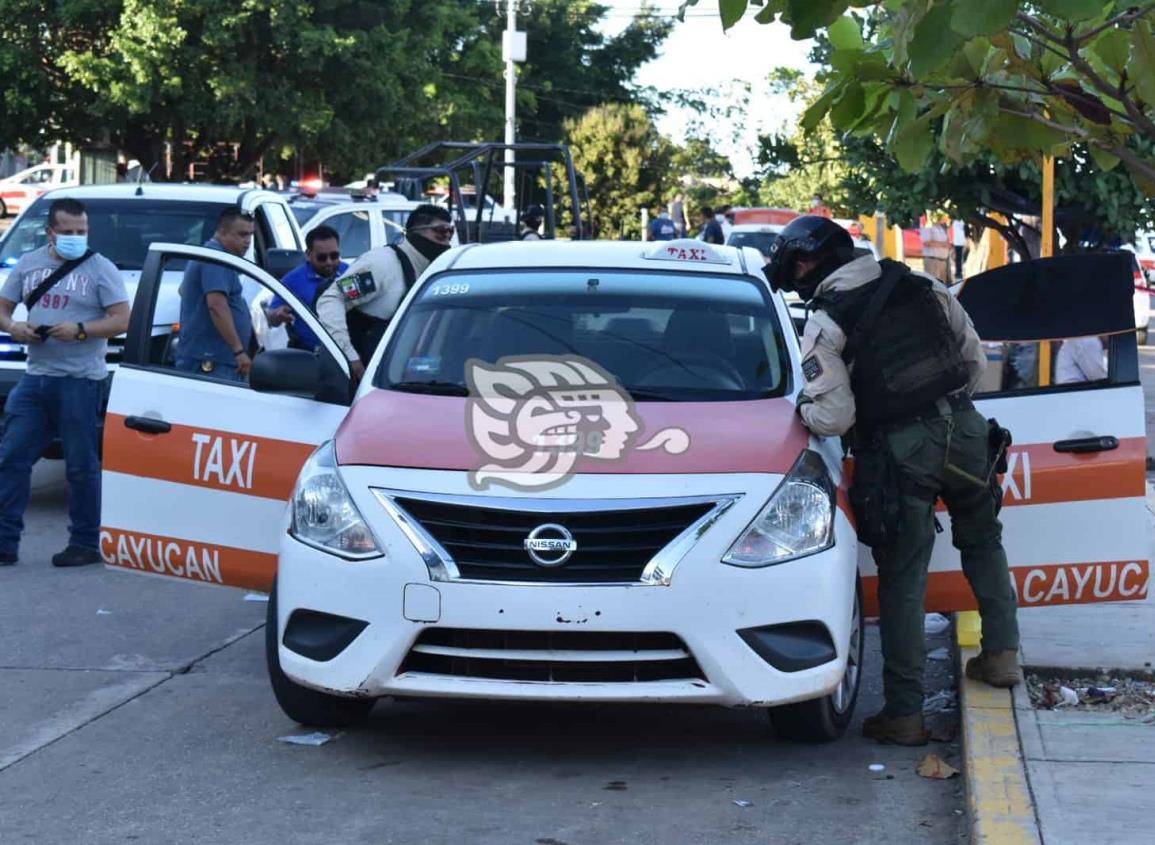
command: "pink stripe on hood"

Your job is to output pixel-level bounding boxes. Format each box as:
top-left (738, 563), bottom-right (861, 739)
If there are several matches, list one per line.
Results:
top-left (335, 389), bottom-right (807, 475)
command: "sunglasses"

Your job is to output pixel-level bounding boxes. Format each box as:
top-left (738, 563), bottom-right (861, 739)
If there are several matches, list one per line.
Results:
top-left (311, 251), bottom-right (341, 261)
top-left (413, 224), bottom-right (455, 236)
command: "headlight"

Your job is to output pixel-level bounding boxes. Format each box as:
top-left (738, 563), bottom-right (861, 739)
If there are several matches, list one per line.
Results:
top-left (290, 441), bottom-right (382, 559)
top-left (723, 449), bottom-right (835, 567)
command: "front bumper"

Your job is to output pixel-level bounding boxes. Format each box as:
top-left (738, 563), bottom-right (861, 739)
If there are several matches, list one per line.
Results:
top-left (276, 468), bottom-right (858, 708)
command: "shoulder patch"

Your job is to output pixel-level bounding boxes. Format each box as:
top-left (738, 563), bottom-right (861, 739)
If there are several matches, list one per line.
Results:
top-left (337, 272), bottom-right (376, 301)
top-left (802, 354), bottom-right (824, 382)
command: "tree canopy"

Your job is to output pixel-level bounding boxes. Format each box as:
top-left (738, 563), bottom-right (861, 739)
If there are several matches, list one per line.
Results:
top-left (694, 0), bottom-right (1155, 195)
top-left (564, 102), bottom-right (675, 238)
top-left (0, 0), bottom-right (670, 181)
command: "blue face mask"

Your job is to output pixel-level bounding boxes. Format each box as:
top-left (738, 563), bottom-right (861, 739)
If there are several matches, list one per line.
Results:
top-left (54, 234), bottom-right (88, 260)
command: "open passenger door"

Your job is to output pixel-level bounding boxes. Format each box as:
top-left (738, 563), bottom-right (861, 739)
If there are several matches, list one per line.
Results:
top-left (860, 253), bottom-right (1150, 613)
top-left (101, 244), bottom-right (353, 591)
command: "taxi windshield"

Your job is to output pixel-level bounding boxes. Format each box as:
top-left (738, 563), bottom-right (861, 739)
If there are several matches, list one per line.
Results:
top-left (376, 270), bottom-right (790, 402)
top-left (0, 197), bottom-right (230, 271)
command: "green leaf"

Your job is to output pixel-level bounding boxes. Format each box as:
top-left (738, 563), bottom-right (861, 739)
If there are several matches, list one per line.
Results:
top-left (786, 0), bottom-right (849, 40)
top-left (962, 37), bottom-right (993, 77)
top-left (1123, 157), bottom-right (1155, 197)
top-left (892, 114), bottom-right (935, 172)
top-left (828, 15), bottom-right (864, 50)
top-left (754, 0), bottom-right (788, 24)
top-left (1127, 19), bottom-right (1155, 107)
top-left (1090, 27), bottom-right (1130, 75)
top-left (1035, 0), bottom-right (1107, 22)
top-left (989, 112), bottom-right (1069, 155)
top-left (831, 47), bottom-right (865, 71)
top-left (720, 0), bottom-right (748, 30)
top-left (950, 0), bottom-right (1017, 37)
top-left (1089, 144), bottom-right (1121, 172)
top-left (830, 81), bottom-right (866, 129)
top-left (909, 3), bottom-right (965, 77)
top-left (800, 84), bottom-right (841, 131)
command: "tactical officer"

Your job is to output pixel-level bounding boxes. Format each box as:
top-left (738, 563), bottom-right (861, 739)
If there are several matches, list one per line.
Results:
top-left (519, 204), bottom-right (545, 240)
top-left (765, 216), bottom-right (1021, 746)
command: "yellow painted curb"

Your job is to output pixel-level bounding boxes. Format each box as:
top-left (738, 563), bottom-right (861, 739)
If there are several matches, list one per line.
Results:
top-left (957, 644), bottom-right (1042, 845)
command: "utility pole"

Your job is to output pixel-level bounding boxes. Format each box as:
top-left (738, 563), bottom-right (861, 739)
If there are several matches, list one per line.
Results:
top-left (502, 0), bottom-right (526, 217)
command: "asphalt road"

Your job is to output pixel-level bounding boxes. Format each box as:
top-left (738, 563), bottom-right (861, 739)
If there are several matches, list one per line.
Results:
top-left (0, 463), bottom-right (966, 845)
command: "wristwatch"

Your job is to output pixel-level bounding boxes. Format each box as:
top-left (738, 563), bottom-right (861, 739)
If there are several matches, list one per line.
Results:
top-left (75, 322), bottom-right (87, 341)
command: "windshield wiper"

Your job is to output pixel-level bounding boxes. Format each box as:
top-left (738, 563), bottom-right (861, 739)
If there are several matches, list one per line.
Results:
top-left (621, 387), bottom-right (680, 402)
top-left (387, 380), bottom-right (469, 396)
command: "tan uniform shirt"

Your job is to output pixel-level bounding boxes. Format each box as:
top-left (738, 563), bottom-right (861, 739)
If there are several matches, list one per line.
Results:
top-left (316, 238), bottom-right (431, 362)
top-left (797, 256), bottom-right (987, 437)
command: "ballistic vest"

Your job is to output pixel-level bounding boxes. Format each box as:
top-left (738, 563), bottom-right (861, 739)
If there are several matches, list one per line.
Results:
top-left (813, 261), bottom-right (969, 427)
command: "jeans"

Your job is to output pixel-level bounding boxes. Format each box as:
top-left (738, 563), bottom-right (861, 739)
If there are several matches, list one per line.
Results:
top-left (872, 408), bottom-right (1020, 716)
top-left (0, 375), bottom-right (103, 554)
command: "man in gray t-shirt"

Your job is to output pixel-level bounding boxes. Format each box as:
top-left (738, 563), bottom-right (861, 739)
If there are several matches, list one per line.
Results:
top-left (0, 197), bottom-right (129, 568)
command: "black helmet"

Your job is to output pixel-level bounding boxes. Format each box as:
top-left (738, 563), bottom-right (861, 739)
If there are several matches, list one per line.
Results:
top-left (522, 204), bottom-right (544, 223)
top-left (764, 215), bottom-right (855, 299)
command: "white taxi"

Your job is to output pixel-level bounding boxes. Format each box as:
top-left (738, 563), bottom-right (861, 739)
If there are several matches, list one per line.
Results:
top-left (101, 239), bottom-right (1149, 741)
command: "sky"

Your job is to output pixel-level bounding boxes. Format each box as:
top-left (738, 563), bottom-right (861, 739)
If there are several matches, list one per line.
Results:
top-left (597, 1), bottom-right (817, 178)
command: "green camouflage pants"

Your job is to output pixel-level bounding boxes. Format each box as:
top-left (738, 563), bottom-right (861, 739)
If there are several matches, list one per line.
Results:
top-left (872, 407), bottom-right (1020, 716)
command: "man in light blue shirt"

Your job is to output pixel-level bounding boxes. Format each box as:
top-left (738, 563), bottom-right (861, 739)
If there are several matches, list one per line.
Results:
top-left (176, 207), bottom-right (254, 380)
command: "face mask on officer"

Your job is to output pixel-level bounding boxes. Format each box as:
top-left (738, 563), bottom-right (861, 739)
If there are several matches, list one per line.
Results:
top-left (406, 220), bottom-right (454, 261)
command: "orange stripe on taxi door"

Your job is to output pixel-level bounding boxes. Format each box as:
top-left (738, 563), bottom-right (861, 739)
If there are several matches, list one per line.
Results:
top-left (103, 413), bottom-right (316, 501)
top-left (862, 559), bottom-right (1149, 616)
top-left (101, 526), bottom-right (277, 592)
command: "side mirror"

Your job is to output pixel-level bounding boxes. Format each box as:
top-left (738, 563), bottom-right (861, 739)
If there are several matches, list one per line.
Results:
top-left (250, 348), bottom-right (353, 405)
top-left (264, 248), bottom-right (306, 280)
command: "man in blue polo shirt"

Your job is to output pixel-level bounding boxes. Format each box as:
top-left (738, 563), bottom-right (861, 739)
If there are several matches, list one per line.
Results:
top-left (176, 206), bottom-right (255, 380)
top-left (265, 225), bottom-right (347, 351)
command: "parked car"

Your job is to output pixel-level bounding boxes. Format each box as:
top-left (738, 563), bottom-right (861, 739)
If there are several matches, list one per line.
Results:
top-left (292, 200), bottom-right (407, 263)
top-left (101, 238), bottom-right (1146, 741)
top-left (0, 163), bottom-right (78, 218)
top-left (0, 183), bottom-right (305, 407)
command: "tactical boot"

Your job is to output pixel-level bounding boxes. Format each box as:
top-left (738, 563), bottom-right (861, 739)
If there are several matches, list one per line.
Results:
top-left (965, 649), bottom-right (1023, 687)
top-left (861, 711), bottom-right (930, 746)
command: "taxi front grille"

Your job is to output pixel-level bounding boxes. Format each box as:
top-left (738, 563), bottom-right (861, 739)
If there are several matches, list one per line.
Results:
top-left (391, 496), bottom-right (713, 583)
top-left (398, 628), bottom-right (707, 683)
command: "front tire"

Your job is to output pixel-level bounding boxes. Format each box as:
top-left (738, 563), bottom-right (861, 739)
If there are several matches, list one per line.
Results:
top-left (0, 198), bottom-right (7, 218)
top-left (768, 575), bottom-right (864, 742)
top-left (265, 579), bottom-right (375, 727)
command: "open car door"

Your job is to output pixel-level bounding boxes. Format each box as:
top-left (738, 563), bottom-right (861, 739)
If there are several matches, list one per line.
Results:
top-left (860, 253), bottom-right (1149, 613)
top-left (101, 244), bottom-right (353, 591)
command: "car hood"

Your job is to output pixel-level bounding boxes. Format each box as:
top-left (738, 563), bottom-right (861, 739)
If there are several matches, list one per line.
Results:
top-left (334, 389), bottom-right (808, 475)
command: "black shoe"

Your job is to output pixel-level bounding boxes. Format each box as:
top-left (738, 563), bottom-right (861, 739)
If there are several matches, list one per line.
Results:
top-left (52, 545), bottom-right (103, 568)
top-left (0, 551), bottom-right (16, 566)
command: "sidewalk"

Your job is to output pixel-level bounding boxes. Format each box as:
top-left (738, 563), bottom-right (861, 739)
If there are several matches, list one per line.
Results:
top-left (959, 496), bottom-right (1155, 844)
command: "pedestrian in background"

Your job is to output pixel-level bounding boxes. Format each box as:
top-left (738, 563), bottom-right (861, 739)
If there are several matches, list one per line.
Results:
top-left (920, 215), bottom-right (952, 282)
top-left (0, 198), bottom-right (129, 567)
top-left (264, 224), bottom-right (348, 352)
top-left (698, 206), bottom-right (724, 244)
top-left (648, 208), bottom-right (677, 241)
top-left (951, 218), bottom-right (967, 281)
top-left (668, 193), bottom-right (687, 238)
top-left (175, 206), bottom-right (255, 381)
